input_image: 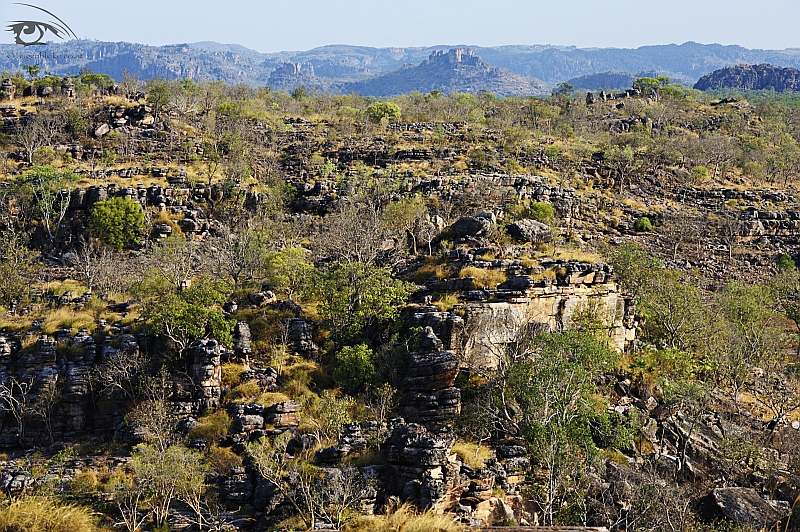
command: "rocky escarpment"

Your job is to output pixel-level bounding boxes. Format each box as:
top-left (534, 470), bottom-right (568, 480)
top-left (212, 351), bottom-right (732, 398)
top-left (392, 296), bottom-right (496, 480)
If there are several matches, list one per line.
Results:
top-left (344, 48), bottom-right (549, 97)
top-left (694, 63), bottom-right (800, 92)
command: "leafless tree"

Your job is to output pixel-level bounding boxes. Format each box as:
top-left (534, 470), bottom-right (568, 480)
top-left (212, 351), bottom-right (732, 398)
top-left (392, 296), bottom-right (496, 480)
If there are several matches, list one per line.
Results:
top-left (314, 201), bottom-right (396, 265)
top-left (0, 376), bottom-right (34, 445)
top-left (16, 112), bottom-right (64, 164)
top-left (717, 212), bottom-right (746, 260)
top-left (30, 373), bottom-right (62, 445)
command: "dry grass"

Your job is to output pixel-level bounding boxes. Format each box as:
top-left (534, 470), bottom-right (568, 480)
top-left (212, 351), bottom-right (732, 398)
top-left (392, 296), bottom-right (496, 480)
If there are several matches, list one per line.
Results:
top-left (433, 293), bottom-right (460, 312)
top-left (221, 363), bottom-right (246, 388)
top-left (41, 309), bottom-right (96, 335)
top-left (206, 445), bottom-right (243, 477)
top-left (0, 497), bottom-right (102, 532)
top-left (452, 441), bottom-right (493, 469)
top-left (188, 410), bottom-right (231, 442)
top-left (225, 380), bottom-right (261, 404)
top-left (256, 391), bottom-right (291, 407)
top-left (554, 248), bottom-right (602, 264)
top-left (344, 504), bottom-right (463, 532)
top-left (459, 266), bottom-right (507, 289)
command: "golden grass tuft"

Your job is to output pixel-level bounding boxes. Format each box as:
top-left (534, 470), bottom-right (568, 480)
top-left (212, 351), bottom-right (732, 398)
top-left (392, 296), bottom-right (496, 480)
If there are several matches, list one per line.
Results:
top-left (458, 266), bottom-right (507, 289)
top-left (220, 363), bottom-right (246, 388)
top-left (41, 309), bottom-right (96, 335)
top-left (344, 504), bottom-right (463, 532)
top-left (0, 497), bottom-right (102, 532)
top-left (225, 380), bottom-right (262, 404)
top-left (188, 410), bottom-right (232, 442)
top-left (206, 445), bottom-right (243, 477)
top-left (256, 391), bottom-right (291, 407)
top-left (452, 441), bottom-right (493, 469)
top-left (433, 293), bottom-right (460, 312)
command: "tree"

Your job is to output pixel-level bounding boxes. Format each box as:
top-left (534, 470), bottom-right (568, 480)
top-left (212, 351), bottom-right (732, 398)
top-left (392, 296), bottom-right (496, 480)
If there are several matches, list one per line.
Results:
top-left (208, 226), bottom-right (267, 290)
top-left (145, 77), bottom-right (173, 117)
top-left (382, 195), bottom-right (428, 256)
top-left (263, 246), bottom-right (314, 299)
top-left (24, 165), bottom-right (78, 247)
top-left (365, 101), bottom-right (401, 123)
top-left (143, 281), bottom-right (234, 355)
top-left (88, 197), bottom-right (145, 250)
top-left (333, 344), bottom-right (377, 393)
top-left (16, 112), bottom-right (63, 165)
top-left (503, 332), bottom-right (618, 525)
top-left (604, 145), bottom-right (640, 194)
top-left (314, 262), bottom-right (414, 343)
top-left (131, 443), bottom-right (209, 530)
top-left (0, 232), bottom-right (39, 307)
top-left (246, 432), bottom-right (320, 529)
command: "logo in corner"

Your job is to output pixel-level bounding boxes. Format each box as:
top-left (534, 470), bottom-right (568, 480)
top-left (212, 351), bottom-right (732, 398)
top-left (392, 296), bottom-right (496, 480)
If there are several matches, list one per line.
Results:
top-left (6, 3), bottom-right (77, 46)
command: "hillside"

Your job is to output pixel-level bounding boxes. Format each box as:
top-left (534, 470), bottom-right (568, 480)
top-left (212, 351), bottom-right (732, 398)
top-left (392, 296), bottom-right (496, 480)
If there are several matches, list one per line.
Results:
top-left (6, 41), bottom-right (800, 91)
top-left (343, 48), bottom-right (549, 96)
top-left (694, 63), bottom-right (800, 91)
top-left (2, 72), bottom-right (800, 531)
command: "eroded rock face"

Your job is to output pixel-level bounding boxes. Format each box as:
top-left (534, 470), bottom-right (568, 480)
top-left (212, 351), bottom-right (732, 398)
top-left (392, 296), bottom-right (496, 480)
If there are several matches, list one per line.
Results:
top-left (189, 340), bottom-right (223, 411)
top-left (399, 328), bottom-right (461, 427)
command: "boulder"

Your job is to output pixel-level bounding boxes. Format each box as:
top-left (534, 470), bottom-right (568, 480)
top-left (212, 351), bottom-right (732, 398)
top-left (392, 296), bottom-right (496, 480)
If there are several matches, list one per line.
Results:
top-left (711, 487), bottom-right (785, 530)
top-left (452, 216), bottom-right (492, 238)
top-left (508, 219), bottom-right (552, 244)
top-left (94, 123), bottom-right (110, 138)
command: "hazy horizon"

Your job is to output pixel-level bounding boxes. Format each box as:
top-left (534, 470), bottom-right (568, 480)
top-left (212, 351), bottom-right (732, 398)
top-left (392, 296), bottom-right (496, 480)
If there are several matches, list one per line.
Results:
top-left (3, 0), bottom-right (799, 54)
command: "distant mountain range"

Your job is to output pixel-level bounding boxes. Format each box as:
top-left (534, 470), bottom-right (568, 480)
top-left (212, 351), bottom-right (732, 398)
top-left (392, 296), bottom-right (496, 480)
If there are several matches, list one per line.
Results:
top-left (694, 64), bottom-right (800, 92)
top-left (4, 40), bottom-right (800, 95)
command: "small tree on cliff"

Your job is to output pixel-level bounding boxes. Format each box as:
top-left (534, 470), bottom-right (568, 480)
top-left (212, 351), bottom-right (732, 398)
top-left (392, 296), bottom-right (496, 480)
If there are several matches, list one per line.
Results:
top-left (89, 196), bottom-right (146, 250)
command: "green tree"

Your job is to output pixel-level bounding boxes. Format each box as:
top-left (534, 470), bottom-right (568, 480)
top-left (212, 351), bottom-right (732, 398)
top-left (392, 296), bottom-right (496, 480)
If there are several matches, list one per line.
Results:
top-left (0, 233), bottom-right (38, 307)
top-left (504, 331), bottom-right (618, 525)
top-left (264, 247), bottom-right (314, 299)
top-left (143, 280), bottom-right (234, 354)
top-left (88, 197), bottom-right (145, 250)
top-left (130, 443), bottom-right (209, 530)
top-left (314, 263), bottom-right (414, 343)
top-left (333, 344), bottom-right (377, 393)
top-left (365, 101), bottom-right (401, 123)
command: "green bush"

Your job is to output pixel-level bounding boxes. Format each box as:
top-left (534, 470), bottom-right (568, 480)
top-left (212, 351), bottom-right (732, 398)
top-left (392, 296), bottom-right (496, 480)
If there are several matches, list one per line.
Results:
top-left (529, 201), bottom-right (555, 222)
top-left (778, 253), bottom-right (796, 271)
top-left (365, 101), bottom-right (401, 123)
top-left (690, 165), bottom-right (709, 182)
top-left (333, 344), bottom-right (376, 393)
top-left (88, 196), bottom-right (145, 250)
top-left (634, 216), bottom-right (653, 232)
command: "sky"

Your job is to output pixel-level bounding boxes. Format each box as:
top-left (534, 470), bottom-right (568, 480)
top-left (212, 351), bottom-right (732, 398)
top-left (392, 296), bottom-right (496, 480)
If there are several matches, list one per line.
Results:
top-left (4, 0), bottom-right (800, 52)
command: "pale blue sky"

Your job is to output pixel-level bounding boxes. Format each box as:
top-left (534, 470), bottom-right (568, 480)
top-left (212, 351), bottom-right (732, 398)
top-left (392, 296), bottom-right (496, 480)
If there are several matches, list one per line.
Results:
top-left (4, 0), bottom-right (799, 52)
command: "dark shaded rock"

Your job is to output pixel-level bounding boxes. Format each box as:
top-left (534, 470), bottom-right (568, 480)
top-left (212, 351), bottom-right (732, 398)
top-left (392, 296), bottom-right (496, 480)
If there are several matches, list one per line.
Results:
top-left (711, 487), bottom-right (785, 530)
top-left (508, 219), bottom-right (552, 244)
top-left (452, 216), bottom-right (492, 238)
top-left (385, 423), bottom-right (455, 467)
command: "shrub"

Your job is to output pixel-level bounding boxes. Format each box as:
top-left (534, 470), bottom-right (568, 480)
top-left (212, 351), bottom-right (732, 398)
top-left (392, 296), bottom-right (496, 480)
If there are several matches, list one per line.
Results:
top-left (634, 216), bottom-right (653, 232)
top-left (690, 165), bottom-right (709, 182)
top-left (88, 196), bottom-right (145, 250)
top-left (529, 201), bottom-right (555, 222)
top-left (333, 344), bottom-right (376, 393)
top-left (365, 101), bottom-right (401, 123)
top-left (778, 253), bottom-right (796, 271)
